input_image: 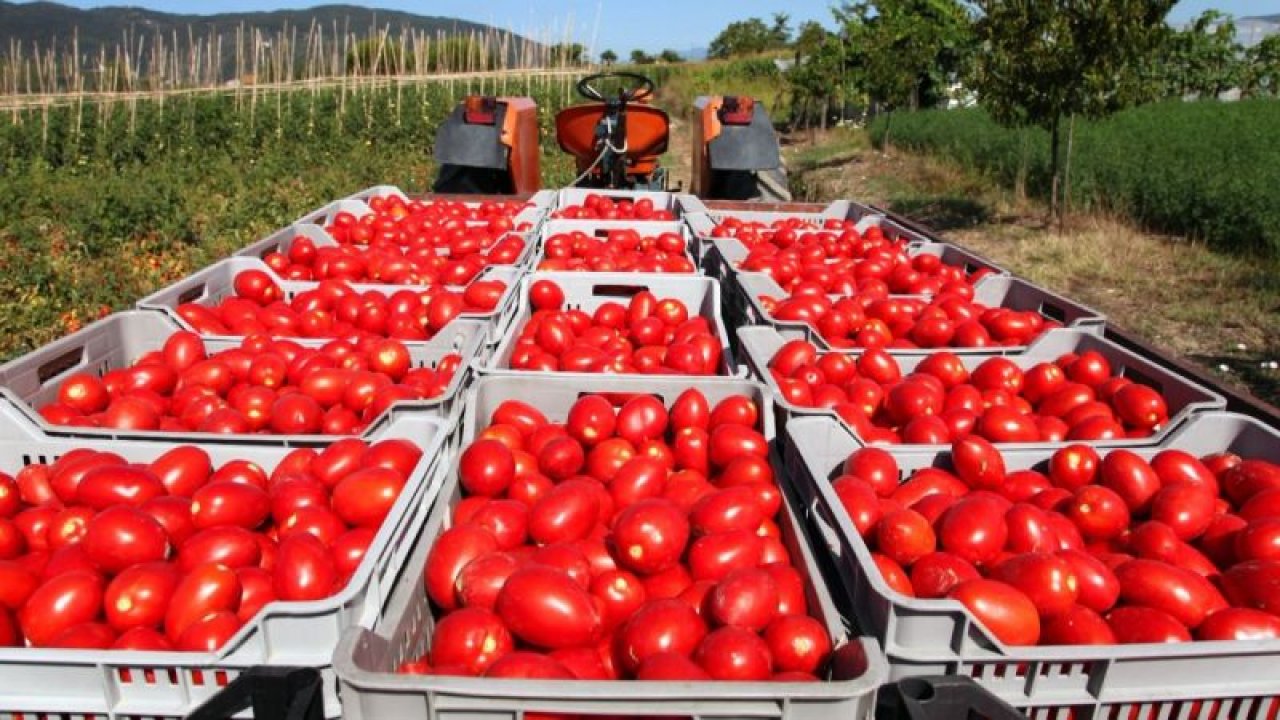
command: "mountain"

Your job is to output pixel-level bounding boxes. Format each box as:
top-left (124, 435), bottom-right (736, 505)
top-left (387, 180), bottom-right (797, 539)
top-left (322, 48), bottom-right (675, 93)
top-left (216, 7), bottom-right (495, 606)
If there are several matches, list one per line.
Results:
top-left (0, 1), bottom-right (531, 78)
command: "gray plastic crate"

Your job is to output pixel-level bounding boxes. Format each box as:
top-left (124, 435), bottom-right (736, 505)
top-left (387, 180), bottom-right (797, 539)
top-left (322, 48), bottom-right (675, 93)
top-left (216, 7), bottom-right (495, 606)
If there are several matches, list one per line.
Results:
top-left (300, 193), bottom-right (547, 237)
top-left (235, 218), bottom-right (538, 273)
top-left (551, 188), bottom-right (697, 219)
top-left (785, 411), bottom-right (1280, 715)
top-left (734, 271), bottom-right (1105, 353)
top-left (0, 393), bottom-right (449, 719)
top-left (0, 310), bottom-right (482, 447)
top-left (533, 219), bottom-right (698, 273)
top-left (487, 271), bottom-right (738, 377)
top-left (136, 256), bottom-right (522, 350)
top-left (334, 373), bottom-right (887, 720)
top-left (738, 325), bottom-right (1225, 456)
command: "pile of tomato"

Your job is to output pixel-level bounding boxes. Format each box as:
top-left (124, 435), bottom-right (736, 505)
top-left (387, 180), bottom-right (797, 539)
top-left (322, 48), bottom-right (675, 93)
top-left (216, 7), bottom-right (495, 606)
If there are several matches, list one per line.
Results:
top-left (766, 339), bottom-right (1170, 444)
top-left (832, 437), bottom-right (1280, 646)
top-left (404, 389), bottom-right (837, 681)
top-left (0, 437), bottom-right (422, 650)
top-left (551, 195), bottom-right (675, 221)
top-left (262, 232), bottom-right (528, 286)
top-left (536, 228), bottom-right (695, 273)
top-left (174, 268), bottom-right (507, 341)
top-left (711, 218), bottom-right (994, 297)
top-left (757, 282), bottom-right (1062, 350)
top-left (324, 196), bottom-right (530, 246)
top-left (39, 330), bottom-right (461, 435)
top-left (505, 280), bottom-right (724, 375)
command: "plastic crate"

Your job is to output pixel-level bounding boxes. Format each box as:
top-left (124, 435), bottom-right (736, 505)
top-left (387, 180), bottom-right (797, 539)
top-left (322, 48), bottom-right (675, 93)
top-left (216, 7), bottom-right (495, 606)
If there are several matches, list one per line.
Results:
top-left (0, 394), bottom-right (450, 719)
top-left (532, 219), bottom-right (698, 273)
top-left (333, 373), bottom-right (888, 720)
top-left (784, 411), bottom-right (1280, 715)
top-left (738, 325), bottom-right (1225, 455)
top-left (732, 271), bottom-right (1106, 353)
top-left (136, 256), bottom-right (522, 351)
top-left (317, 185), bottom-right (550, 228)
top-left (551, 188), bottom-right (698, 218)
top-left (0, 310), bottom-right (483, 447)
top-left (298, 195), bottom-right (547, 241)
top-left (235, 219), bottom-right (538, 272)
top-left (685, 199), bottom-right (882, 232)
top-left (487, 271), bottom-right (739, 377)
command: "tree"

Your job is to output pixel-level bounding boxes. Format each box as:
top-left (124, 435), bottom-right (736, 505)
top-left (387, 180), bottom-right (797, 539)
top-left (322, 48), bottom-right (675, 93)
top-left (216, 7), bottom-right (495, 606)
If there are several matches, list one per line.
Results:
top-left (770, 13), bottom-right (793, 47)
top-left (346, 37), bottom-right (404, 75)
top-left (658, 49), bottom-right (684, 63)
top-left (1243, 34), bottom-right (1280, 97)
top-left (837, 1), bottom-right (975, 115)
top-left (789, 32), bottom-right (848, 130)
top-left (629, 49), bottom-right (655, 65)
top-left (708, 17), bottom-right (784, 59)
top-left (793, 20), bottom-right (830, 59)
top-left (1153, 11), bottom-right (1243, 98)
top-left (971, 0), bottom-right (1174, 220)
top-left (548, 43), bottom-right (587, 67)
top-left (600, 49), bottom-right (618, 65)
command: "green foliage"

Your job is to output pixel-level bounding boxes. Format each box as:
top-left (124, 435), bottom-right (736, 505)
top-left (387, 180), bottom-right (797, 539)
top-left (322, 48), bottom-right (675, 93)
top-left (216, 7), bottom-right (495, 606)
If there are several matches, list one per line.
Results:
top-left (836, 0), bottom-right (974, 111)
top-left (0, 78), bottom-right (574, 359)
top-left (1243, 34), bottom-right (1280, 97)
top-left (658, 50), bottom-right (684, 64)
top-left (707, 15), bottom-right (792, 59)
top-left (347, 38), bottom-right (405, 75)
top-left (1151, 11), bottom-right (1244, 98)
top-left (630, 49), bottom-right (655, 65)
top-left (870, 103), bottom-right (1280, 256)
top-left (600, 49), bottom-right (618, 65)
top-left (548, 43), bottom-right (587, 66)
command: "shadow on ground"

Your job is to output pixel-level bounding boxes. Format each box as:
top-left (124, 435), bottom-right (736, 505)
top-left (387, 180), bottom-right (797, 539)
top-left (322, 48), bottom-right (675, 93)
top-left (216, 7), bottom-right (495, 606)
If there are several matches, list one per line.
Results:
top-left (888, 195), bottom-right (991, 232)
top-left (1187, 352), bottom-right (1280, 407)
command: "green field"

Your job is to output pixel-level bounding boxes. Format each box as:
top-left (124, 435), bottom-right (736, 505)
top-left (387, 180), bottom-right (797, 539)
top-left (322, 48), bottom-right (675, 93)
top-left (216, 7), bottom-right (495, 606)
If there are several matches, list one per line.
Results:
top-left (870, 102), bottom-right (1280, 258)
top-left (0, 77), bottom-right (577, 358)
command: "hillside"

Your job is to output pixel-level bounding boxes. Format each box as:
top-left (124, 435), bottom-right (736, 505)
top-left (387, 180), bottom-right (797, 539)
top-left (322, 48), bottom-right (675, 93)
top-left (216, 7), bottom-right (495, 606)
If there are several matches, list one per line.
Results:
top-left (0, 1), bottom-right (531, 75)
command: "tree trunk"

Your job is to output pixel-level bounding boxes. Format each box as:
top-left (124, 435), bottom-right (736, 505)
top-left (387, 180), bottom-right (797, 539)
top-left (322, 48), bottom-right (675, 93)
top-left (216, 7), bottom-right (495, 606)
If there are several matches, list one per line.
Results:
top-left (1049, 113), bottom-right (1061, 226)
top-left (820, 96), bottom-right (829, 131)
top-left (881, 109), bottom-right (893, 153)
top-left (1063, 114), bottom-right (1076, 216)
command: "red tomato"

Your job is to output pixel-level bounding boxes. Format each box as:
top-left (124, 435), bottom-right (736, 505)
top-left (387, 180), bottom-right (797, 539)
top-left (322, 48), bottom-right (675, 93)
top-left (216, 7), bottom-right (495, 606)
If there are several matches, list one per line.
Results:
top-left (636, 651), bottom-right (712, 680)
top-left (688, 529), bottom-right (762, 581)
top-left (164, 563), bottom-right (241, 642)
top-left (495, 566), bottom-right (602, 649)
top-left (455, 551), bottom-right (519, 611)
top-left (990, 552), bottom-right (1079, 618)
top-left (763, 615), bottom-right (832, 674)
top-left (693, 626), bottom-right (773, 681)
top-left (1065, 486), bottom-right (1129, 541)
top-left (590, 569), bottom-right (647, 630)
top-left (936, 497), bottom-right (1008, 566)
top-left (176, 611), bottom-right (242, 651)
top-left (948, 579), bottom-right (1040, 646)
top-left (909, 552), bottom-right (980, 599)
top-left (1099, 450), bottom-right (1161, 514)
top-left (430, 607), bottom-right (514, 674)
top-left (1107, 606), bottom-right (1190, 644)
top-left (19, 570), bottom-right (104, 646)
top-left (1114, 559), bottom-right (1227, 629)
top-left (1040, 605), bottom-right (1116, 645)
top-left (1149, 484), bottom-right (1215, 541)
top-left (611, 499), bottom-right (690, 575)
top-left (82, 507), bottom-right (169, 574)
top-left (459, 439), bottom-right (515, 497)
top-left (424, 525), bottom-right (499, 610)
top-left (1197, 608), bottom-right (1280, 641)
top-left (177, 526), bottom-right (261, 572)
top-left (707, 567), bottom-right (778, 631)
top-left (149, 446), bottom-right (213, 497)
top-left (191, 481), bottom-right (270, 530)
top-left (273, 533), bottom-right (338, 601)
top-left (951, 436), bottom-right (1005, 490)
top-left (876, 509), bottom-right (936, 567)
top-left (332, 467), bottom-right (406, 528)
top-left (528, 479), bottom-right (601, 545)
top-left (615, 599), bottom-right (708, 672)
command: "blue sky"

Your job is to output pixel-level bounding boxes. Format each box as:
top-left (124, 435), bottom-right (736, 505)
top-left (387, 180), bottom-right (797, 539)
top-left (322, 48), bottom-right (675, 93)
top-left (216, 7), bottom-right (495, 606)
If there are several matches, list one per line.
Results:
top-left (12, 1), bottom-right (1278, 54)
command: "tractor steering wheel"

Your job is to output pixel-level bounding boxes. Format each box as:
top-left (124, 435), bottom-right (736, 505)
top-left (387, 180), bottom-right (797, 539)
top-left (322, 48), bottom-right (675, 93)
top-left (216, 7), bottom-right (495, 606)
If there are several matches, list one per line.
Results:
top-left (576, 72), bottom-right (655, 103)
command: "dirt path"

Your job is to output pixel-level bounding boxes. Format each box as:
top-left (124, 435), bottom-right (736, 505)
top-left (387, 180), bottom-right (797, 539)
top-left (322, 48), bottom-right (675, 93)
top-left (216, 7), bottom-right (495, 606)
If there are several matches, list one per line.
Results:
top-left (783, 129), bottom-right (1280, 405)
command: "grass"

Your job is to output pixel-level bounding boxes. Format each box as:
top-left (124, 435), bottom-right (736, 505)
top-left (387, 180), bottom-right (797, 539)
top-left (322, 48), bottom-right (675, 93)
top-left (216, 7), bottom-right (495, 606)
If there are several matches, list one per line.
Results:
top-left (784, 129), bottom-right (1280, 405)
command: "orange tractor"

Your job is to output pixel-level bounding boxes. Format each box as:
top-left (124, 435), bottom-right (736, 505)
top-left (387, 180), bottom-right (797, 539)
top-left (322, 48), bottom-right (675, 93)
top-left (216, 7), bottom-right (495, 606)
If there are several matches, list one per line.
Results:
top-left (433, 72), bottom-right (788, 200)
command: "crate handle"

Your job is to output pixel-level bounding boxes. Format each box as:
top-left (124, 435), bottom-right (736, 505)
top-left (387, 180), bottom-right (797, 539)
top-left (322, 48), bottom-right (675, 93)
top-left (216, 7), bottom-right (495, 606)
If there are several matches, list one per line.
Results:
top-left (809, 499), bottom-right (845, 559)
top-left (591, 284), bottom-right (651, 298)
top-left (1038, 299), bottom-right (1068, 324)
top-left (178, 282), bottom-right (209, 305)
top-left (37, 346), bottom-right (87, 384)
top-left (185, 666), bottom-right (323, 720)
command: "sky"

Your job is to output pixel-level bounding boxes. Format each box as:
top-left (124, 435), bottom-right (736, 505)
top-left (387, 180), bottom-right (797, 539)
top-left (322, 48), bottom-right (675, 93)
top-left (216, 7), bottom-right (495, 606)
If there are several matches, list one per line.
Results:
top-left (11, 1), bottom-right (1279, 54)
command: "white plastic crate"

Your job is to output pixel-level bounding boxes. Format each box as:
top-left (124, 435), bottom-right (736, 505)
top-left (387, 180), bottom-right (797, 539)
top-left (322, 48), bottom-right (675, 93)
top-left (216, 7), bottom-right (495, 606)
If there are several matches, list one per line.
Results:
top-left (0, 311), bottom-right (483, 446)
top-left (733, 271), bottom-right (1106, 353)
top-left (333, 373), bottom-right (887, 720)
top-left (532, 219), bottom-right (698, 273)
top-left (784, 411), bottom-right (1280, 715)
top-left (487, 271), bottom-right (739, 377)
top-left (136, 256), bottom-right (522, 350)
top-left (0, 394), bottom-right (450, 719)
top-left (551, 188), bottom-right (698, 219)
top-left (738, 324), bottom-right (1225, 455)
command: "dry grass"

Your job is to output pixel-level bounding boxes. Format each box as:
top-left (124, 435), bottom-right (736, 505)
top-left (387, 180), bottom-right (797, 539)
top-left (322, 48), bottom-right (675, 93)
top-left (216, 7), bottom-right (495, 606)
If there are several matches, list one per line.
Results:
top-left (784, 129), bottom-right (1280, 404)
